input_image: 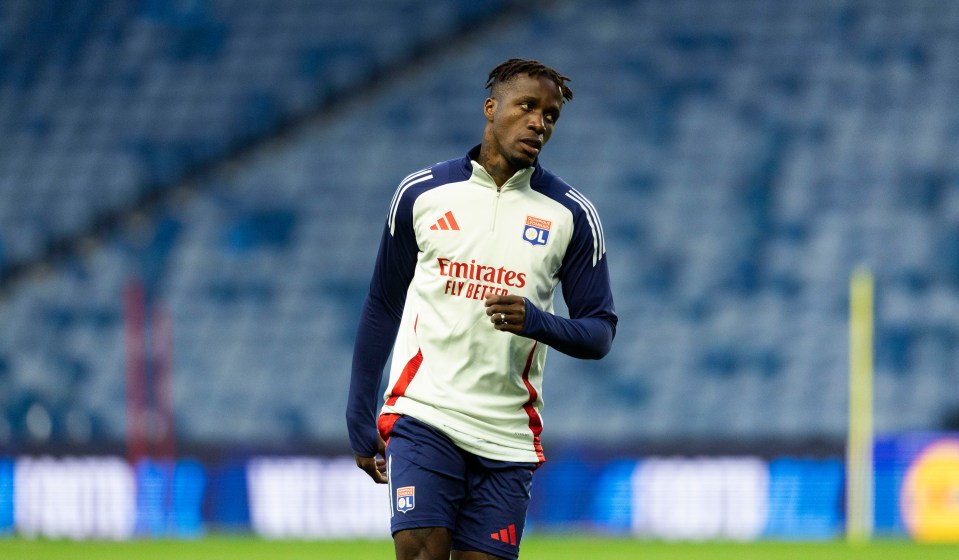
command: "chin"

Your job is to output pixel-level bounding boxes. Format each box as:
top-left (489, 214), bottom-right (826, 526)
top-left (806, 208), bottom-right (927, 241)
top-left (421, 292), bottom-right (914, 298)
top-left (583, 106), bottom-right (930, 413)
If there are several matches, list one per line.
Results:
top-left (508, 153), bottom-right (536, 169)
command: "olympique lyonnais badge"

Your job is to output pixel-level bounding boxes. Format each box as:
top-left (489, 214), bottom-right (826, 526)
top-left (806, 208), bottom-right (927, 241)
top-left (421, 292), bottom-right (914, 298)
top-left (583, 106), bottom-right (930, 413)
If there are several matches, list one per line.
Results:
top-left (523, 215), bottom-right (551, 246)
top-left (396, 486), bottom-right (415, 513)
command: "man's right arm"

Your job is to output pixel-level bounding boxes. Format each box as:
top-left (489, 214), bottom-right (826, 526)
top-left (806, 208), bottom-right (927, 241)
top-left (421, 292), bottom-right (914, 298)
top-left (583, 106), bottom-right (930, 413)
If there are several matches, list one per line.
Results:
top-left (345, 193), bottom-right (420, 466)
top-left (346, 288), bottom-right (402, 459)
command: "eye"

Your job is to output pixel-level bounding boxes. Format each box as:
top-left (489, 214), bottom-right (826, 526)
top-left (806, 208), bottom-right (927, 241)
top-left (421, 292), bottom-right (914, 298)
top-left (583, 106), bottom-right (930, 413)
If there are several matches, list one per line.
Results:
top-left (545, 113), bottom-right (556, 124)
top-left (520, 102), bottom-right (531, 111)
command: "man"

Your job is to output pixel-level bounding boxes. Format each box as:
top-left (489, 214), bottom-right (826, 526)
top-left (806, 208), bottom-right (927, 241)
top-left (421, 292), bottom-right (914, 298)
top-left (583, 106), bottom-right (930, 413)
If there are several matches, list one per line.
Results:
top-left (346, 58), bottom-right (617, 560)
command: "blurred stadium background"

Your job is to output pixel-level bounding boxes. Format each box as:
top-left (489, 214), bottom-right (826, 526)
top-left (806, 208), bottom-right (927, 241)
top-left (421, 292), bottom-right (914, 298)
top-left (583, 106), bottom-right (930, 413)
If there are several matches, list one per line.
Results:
top-left (1, 0), bottom-right (959, 548)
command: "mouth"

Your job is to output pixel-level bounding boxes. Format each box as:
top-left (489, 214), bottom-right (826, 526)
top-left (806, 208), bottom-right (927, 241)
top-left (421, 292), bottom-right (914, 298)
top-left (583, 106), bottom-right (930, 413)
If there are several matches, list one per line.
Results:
top-left (519, 138), bottom-right (543, 156)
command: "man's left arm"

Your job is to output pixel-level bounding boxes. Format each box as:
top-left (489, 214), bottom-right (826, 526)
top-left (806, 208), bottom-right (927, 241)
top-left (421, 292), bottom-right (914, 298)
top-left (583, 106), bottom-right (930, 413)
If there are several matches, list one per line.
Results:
top-left (485, 203), bottom-right (617, 359)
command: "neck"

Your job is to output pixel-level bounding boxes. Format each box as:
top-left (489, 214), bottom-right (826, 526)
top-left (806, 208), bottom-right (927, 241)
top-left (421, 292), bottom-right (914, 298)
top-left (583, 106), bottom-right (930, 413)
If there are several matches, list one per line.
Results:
top-left (477, 143), bottom-right (520, 188)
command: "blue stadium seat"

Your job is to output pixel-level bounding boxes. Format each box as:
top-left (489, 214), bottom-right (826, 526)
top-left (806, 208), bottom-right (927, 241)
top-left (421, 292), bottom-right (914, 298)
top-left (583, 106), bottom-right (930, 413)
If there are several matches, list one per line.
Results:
top-left (1, 0), bottom-right (958, 446)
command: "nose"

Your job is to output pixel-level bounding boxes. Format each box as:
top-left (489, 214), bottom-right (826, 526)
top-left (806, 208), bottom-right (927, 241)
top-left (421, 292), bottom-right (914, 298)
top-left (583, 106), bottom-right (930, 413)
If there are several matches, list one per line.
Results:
top-left (527, 111), bottom-right (545, 133)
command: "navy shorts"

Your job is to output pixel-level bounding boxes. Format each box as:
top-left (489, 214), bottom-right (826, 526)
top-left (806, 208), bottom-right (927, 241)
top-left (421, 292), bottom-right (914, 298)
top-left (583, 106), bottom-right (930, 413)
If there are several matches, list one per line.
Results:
top-left (383, 415), bottom-right (536, 560)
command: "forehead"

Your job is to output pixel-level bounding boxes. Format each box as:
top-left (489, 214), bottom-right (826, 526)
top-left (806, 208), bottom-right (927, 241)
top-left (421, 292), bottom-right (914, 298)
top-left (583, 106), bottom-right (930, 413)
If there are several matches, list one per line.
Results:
top-left (498, 74), bottom-right (564, 106)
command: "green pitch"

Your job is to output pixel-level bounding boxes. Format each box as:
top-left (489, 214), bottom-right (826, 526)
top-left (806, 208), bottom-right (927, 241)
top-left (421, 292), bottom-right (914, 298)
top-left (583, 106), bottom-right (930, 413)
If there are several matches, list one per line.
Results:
top-left (1, 536), bottom-right (958, 560)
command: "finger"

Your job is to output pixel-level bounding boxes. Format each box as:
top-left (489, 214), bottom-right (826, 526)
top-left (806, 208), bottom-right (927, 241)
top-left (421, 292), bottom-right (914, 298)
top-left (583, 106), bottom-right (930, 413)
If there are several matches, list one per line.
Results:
top-left (489, 311), bottom-right (509, 325)
top-left (493, 312), bottom-right (524, 332)
top-left (364, 464), bottom-right (387, 483)
top-left (355, 456), bottom-right (385, 482)
top-left (373, 457), bottom-right (387, 482)
top-left (485, 302), bottom-right (504, 317)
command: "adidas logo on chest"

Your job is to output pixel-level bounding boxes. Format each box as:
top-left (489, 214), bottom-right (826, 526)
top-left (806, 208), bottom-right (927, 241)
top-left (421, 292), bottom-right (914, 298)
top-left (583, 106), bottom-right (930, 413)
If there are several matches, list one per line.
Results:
top-left (429, 210), bottom-right (460, 231)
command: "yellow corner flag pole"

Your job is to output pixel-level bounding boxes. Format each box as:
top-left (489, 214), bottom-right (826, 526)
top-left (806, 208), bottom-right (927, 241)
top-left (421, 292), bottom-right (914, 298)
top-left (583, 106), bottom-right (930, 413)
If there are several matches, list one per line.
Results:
top-left (847, 265), bottom-right (874, 544)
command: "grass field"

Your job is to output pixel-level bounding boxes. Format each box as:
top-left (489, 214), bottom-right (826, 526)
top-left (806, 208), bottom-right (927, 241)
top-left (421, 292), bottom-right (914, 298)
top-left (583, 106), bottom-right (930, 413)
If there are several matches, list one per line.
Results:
top-left (2, 536), bottom-right (959, 560)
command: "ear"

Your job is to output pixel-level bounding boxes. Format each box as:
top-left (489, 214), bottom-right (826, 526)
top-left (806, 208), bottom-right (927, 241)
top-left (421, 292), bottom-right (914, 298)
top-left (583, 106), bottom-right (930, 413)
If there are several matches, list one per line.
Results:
top-left (484, 97), bottom-right (495, 122)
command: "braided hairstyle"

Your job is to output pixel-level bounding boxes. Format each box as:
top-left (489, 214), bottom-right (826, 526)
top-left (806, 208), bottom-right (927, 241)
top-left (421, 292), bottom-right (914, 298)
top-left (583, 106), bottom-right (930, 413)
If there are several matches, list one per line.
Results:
top-left (485, 58), bottom-right (573, 102)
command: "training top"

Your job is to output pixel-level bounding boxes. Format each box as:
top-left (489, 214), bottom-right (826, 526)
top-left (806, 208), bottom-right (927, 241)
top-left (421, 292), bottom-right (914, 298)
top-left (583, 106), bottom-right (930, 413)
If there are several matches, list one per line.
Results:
top-left (346, 145), bottom-right (617, 464)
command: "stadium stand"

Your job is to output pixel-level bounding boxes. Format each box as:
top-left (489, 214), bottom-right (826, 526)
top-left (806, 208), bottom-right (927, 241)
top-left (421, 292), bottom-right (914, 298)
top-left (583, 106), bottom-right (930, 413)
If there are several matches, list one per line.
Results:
top-left (0, 0), bottom-right (958, 452)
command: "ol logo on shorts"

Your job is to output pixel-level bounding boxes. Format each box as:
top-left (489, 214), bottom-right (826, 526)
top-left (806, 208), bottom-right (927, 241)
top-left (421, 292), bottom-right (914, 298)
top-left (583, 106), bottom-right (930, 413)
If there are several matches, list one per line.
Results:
top-left (396, 486), bottom-right (416, 513)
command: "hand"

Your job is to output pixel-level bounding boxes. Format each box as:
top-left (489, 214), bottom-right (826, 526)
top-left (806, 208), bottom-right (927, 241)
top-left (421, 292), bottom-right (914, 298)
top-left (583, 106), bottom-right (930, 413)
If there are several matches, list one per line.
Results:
top-left (354, 435), bottom-right (388, 484)
top-left (485, 294), bottom-right (526, 333)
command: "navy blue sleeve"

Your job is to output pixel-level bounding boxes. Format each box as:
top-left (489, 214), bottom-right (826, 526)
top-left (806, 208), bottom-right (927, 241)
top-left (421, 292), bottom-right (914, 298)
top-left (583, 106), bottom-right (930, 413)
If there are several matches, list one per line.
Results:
top-left (521, 195), bottom-right (617, 359)
top-left (345, 205), bottom-right (419, 457)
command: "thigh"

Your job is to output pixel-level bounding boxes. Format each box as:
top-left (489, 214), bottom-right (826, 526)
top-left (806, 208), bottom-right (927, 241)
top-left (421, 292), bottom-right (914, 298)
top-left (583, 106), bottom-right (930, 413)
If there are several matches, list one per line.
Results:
top-left (395, 527), bottom-right (453, 560)
top-left (386, 416), bottom-right (468, 536)
top-left (450, 460), bottom-right (534, 560)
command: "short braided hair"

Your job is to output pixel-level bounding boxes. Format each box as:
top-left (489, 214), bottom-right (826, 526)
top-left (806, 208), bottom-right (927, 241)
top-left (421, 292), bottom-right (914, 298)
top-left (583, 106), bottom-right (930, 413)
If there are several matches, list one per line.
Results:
top-left (485, 58), bottom-right (573, 102)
